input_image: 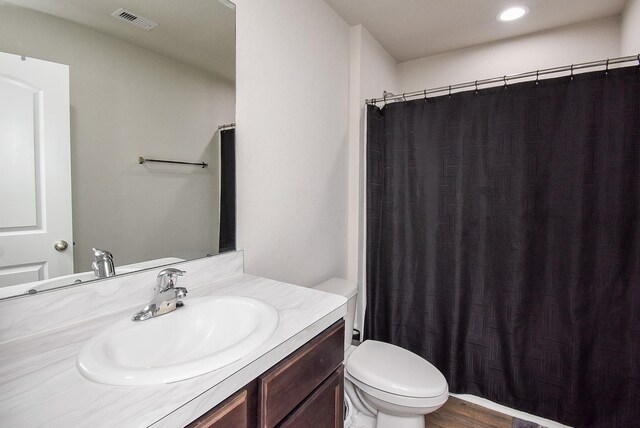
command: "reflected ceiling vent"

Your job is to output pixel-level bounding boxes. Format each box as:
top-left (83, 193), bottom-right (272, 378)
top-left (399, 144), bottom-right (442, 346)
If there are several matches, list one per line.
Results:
top-left (111, 8), bottom-right (159, 30)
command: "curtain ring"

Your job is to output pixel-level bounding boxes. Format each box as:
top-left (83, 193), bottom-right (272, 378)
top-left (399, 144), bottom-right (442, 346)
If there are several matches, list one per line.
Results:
top-left (503, 75), bottom-right (507, 89)
top-left (474, 80), bottom-right (479, 94)
top-left (637, 54), bottom-right (639, 70)
top-left (383, 92), bottom-right (387, 106)
top-left (423, 89), bottom-right (427, 101)
top-left (448, 85), bottom-right (452, 97)
top-left (402, 93), bottom-right (407, 102)
top-left (570, 64), bottom-right (574, 80)
top-left (605, 58), bottom-right (610, 75)
top-left (536, 70), bottom-right (539, 85)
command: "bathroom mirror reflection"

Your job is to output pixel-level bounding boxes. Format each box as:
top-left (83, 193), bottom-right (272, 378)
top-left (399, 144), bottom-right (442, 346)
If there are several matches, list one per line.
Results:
top-left (0, 0), bottom-right (236, 298)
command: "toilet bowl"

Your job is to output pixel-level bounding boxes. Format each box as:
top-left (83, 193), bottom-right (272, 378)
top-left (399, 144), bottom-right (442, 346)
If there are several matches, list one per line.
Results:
top-left (313, 278), bottom-right (449, 428)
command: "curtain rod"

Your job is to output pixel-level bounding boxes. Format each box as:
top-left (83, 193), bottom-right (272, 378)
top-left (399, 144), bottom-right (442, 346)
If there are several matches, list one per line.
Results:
top-left (366, 54), bottom-right (640, 105)
top-left (218, 122), bottom-right (235, 131)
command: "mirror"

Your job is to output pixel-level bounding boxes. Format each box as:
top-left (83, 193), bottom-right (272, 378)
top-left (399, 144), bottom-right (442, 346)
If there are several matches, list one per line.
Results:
top-left (0, 0), bottom-right (235, 298)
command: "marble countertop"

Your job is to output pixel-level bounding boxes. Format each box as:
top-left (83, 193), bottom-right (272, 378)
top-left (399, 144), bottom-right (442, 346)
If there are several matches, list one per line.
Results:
top-left (0, 273), bottom-right (347, 427)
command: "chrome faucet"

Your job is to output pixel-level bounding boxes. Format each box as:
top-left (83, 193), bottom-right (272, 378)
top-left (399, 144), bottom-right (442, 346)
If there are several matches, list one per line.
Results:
top-left (92, 248), bottom-right (115, 278)
top-left (132, 268), bottom-right (187, 322)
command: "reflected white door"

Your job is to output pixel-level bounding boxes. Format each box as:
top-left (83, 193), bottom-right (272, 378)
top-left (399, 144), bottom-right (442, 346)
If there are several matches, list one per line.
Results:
top-left (0, 52), bottom-right (72, 288)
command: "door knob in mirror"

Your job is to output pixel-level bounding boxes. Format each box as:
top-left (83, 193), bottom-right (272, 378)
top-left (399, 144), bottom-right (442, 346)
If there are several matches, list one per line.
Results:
top-left (54, 240), bottom-right (69, 252)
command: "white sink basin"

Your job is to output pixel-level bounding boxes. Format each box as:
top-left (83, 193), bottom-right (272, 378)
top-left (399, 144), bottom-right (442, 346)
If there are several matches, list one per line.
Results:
top-left (76, 296), bottom-right (279, 386)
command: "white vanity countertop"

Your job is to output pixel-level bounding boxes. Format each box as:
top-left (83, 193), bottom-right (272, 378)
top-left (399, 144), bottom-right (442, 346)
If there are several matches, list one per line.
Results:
top-left (0, 274), bottom-right (347, 427)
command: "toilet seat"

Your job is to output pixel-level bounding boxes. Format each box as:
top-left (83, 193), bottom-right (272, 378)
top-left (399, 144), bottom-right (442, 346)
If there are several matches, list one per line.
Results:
top-left (346, 372), bottom-right (448, 409)
top-left (346, 340), bottom-right (448, 407)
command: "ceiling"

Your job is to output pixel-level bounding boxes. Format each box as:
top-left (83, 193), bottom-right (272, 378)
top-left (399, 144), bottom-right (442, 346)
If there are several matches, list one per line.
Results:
top-left (5, 0), bottom-right (235, 81)
top-left (325, 0), bottom-right (628, 63)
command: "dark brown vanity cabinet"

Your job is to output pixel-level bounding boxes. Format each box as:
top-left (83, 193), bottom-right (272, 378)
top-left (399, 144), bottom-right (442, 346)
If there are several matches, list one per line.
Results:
top-left (188, 320), bottom-right (345, 428)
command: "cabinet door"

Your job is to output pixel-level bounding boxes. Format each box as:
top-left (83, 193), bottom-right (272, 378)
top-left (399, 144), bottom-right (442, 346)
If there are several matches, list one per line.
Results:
top-left (258, 320), bottom-right (344, 428)
top-left (278, 366), bottom-right (344, 428)
top-left (188, 389), bottom-right (248, 428)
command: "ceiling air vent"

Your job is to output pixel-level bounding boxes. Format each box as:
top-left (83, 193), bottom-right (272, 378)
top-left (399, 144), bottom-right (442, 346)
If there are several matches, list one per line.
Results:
top-left (111, 8), bottom-right (159, 30)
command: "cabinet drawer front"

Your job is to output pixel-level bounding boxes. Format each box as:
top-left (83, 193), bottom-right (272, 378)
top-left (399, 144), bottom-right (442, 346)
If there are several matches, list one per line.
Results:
top-left (258, 320), bottom-right (345, 428)
top-left (188, 389), bottom-right (248, 428)
top-left (279, 366), bottom-right (344, 428)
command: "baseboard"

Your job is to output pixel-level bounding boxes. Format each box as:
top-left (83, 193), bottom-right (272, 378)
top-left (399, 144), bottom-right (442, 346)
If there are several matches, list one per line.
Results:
top-left (451, 393), bottom-right (572, 428)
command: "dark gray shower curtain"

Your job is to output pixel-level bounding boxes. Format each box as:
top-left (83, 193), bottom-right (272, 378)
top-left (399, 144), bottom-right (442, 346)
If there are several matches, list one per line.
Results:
top-left (365, 67), bottom-right (640, 427)
top-left (219, 128), bottom-right (236, 252)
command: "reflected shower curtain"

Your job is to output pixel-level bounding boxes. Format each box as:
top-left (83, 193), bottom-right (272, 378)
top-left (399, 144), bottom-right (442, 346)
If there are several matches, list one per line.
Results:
top-left (365, 67), bottom-right (640, 427)
top-left (219, 128), bottom-right (235, 252)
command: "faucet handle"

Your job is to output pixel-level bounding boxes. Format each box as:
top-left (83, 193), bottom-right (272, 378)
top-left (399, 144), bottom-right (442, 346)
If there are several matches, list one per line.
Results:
top-left (156, 268), bottom-right (186, 291)
top-left (157, 268), bottom-right (185, 279)
top-left (92, 248), bottom-right (113, 260)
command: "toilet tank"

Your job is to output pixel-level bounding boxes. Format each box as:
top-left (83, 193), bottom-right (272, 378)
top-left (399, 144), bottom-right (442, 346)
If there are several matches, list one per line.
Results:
top-left (313, 278), bottom-right (358, 351)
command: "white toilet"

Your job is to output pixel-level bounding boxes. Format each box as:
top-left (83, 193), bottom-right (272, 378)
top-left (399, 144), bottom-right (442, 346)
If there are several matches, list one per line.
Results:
top-left (313, 278), bottom-right (448, 428)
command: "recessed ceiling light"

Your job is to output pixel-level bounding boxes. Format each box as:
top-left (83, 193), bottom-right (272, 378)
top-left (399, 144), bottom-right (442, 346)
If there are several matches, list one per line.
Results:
top-left (497, 6), bottom-right (529, 22)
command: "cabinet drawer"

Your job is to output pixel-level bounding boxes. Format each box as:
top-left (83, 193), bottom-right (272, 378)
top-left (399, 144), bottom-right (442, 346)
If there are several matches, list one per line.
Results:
top-left (258, 320), bottom-right (345, 428)
top-left (187, 389), bottom-right (248, 428)
top-left (279, 366), bottom-right (344, 428)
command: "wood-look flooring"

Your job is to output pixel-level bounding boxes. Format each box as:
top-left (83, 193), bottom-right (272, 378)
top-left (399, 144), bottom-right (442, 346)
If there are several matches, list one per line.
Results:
top-left (425, 396), bottom-right (514, 428)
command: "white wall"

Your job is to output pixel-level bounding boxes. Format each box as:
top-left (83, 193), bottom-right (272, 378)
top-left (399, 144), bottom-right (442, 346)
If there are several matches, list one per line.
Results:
top-left (397, 17), bottom-right (621, 93)
top-left (0, 4), bottom-right (235, 271)
top-left (234, 0), bottom-right (351, 286)
top-left (622, 0), bottom-right (640, 55)
top-left (348, 25), bottom-right (398, 331)
top-left (354, 26), bottom-right (400, 104)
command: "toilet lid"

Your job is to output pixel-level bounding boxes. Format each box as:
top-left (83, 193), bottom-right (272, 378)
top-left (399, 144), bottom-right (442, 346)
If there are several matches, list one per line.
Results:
top-left (346, 340), bottom-right (447, 398)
